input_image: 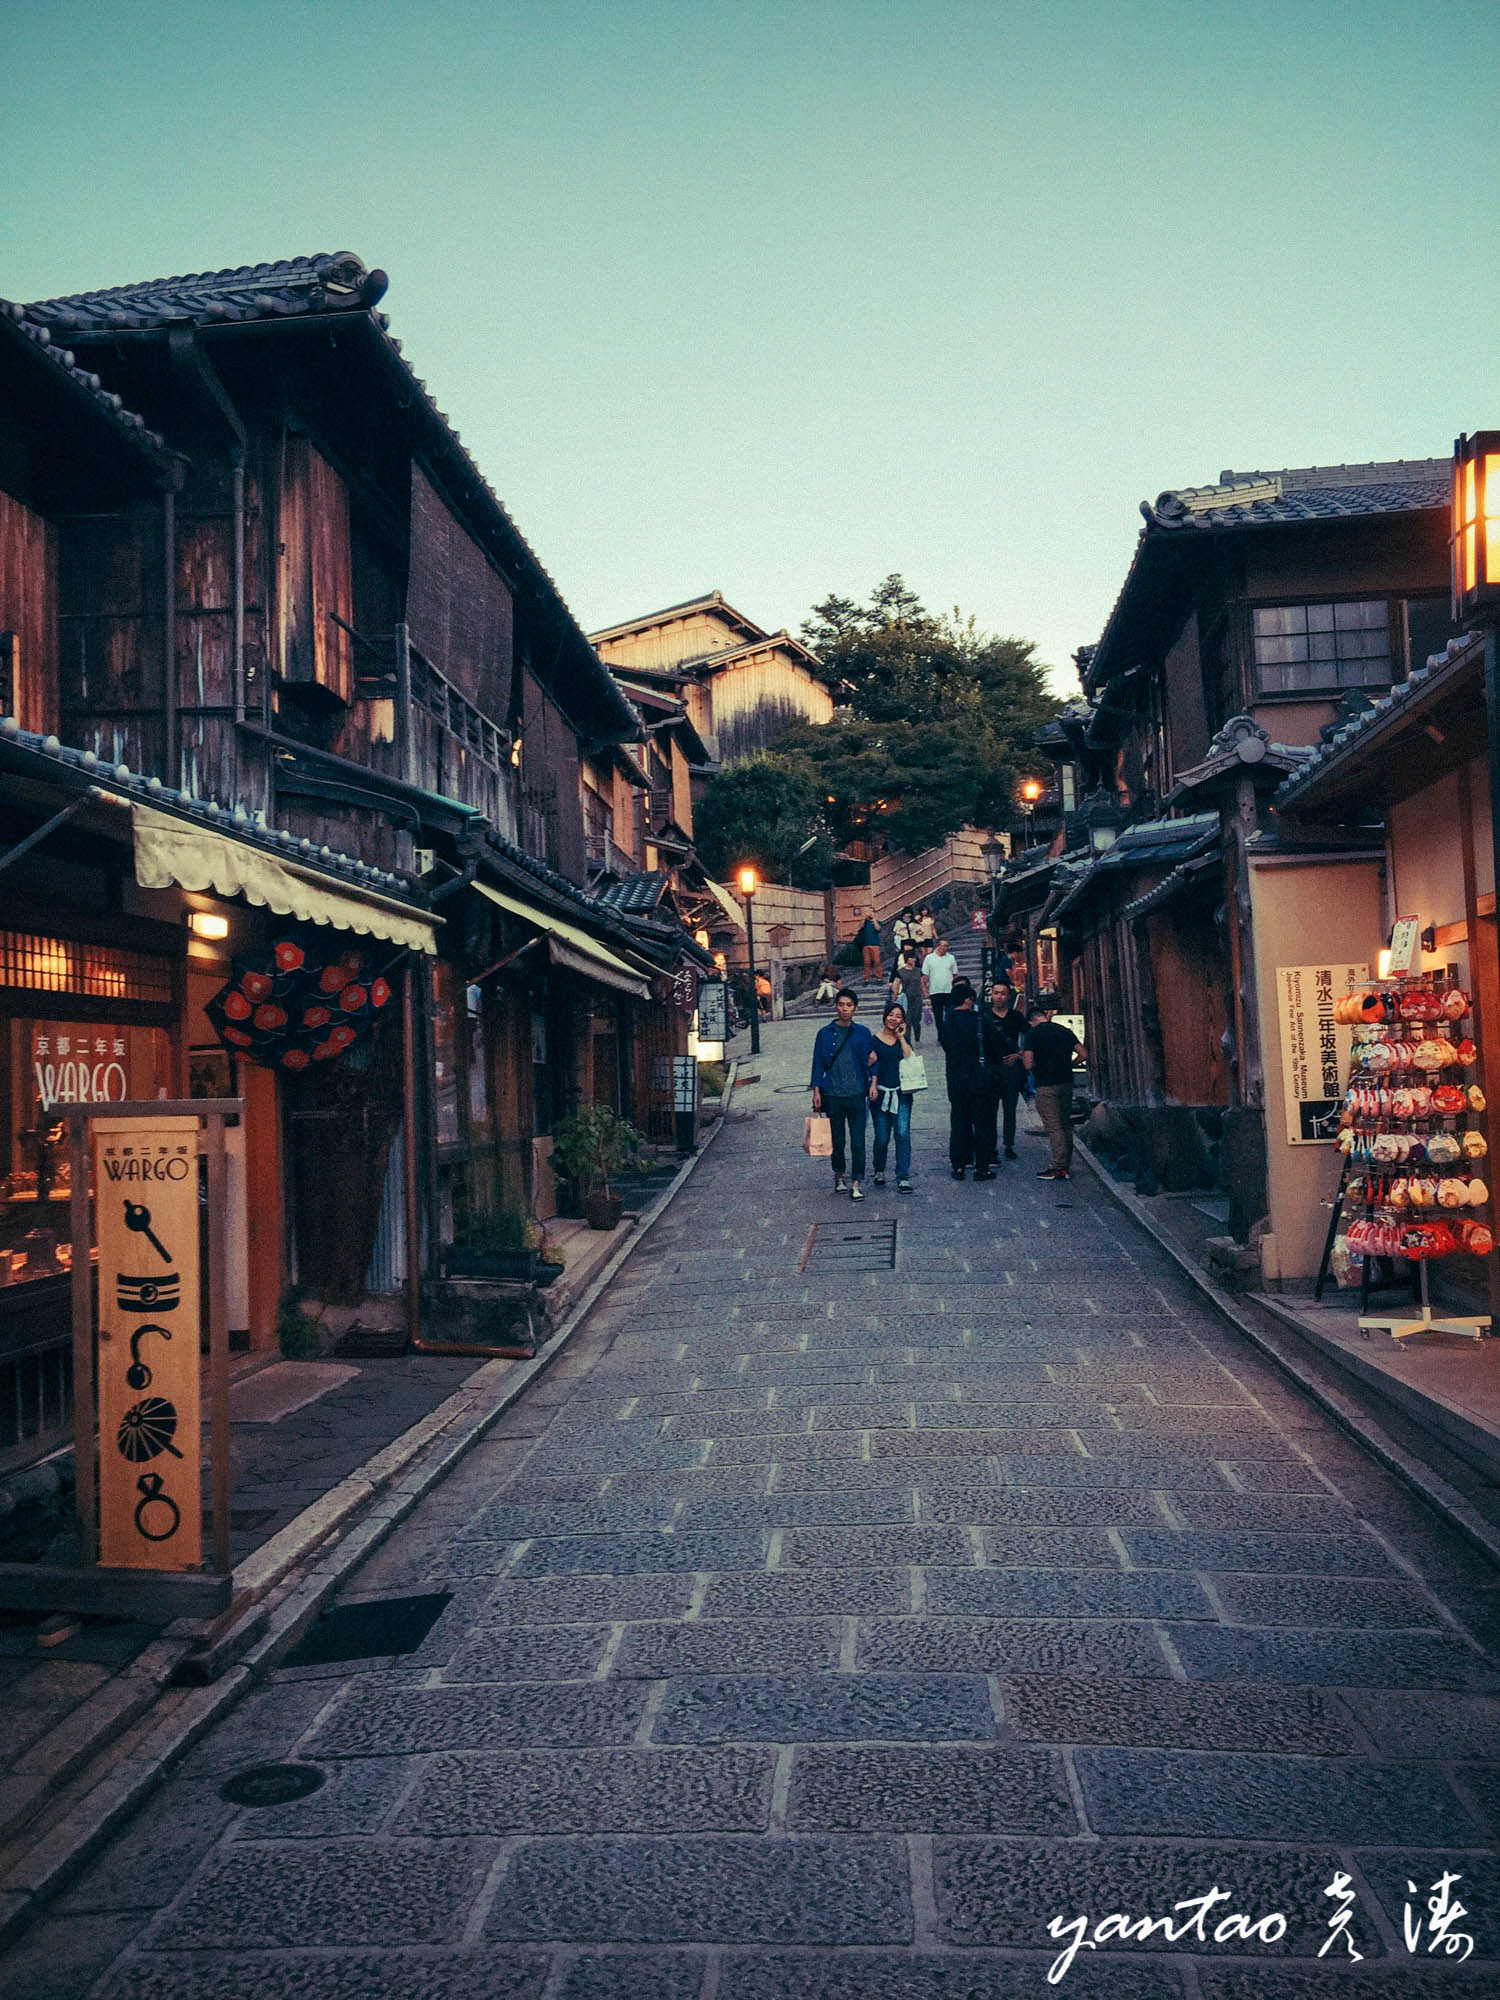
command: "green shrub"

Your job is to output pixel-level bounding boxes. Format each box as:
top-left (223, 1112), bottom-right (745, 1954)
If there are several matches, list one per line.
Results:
top-left (278, 1301), bottom-right (322, 1359)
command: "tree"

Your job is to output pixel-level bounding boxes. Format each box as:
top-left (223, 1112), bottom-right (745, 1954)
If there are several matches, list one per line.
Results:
top-left (784, 578), bottom-right (1061, 854)
top-left (691, 756), bottom-right (835, 887)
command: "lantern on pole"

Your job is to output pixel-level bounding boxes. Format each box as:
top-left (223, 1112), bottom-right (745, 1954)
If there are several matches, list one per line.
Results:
top-left (1453, 431), bottom-right (1500, 621)
top-left (736, 864), bottom-right (761, 1056)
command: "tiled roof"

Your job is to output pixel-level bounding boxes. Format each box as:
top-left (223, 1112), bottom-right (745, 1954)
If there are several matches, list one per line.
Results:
top-left (1273, 633), bottom-right (1486, 812)
top-left (1147, 458), bottom-right (1449, 533)
top-left (23, 254), bottom-right (636, 743)
top-left (589, 590), bottom-right (767, 646)
top-left (595, 871), bottom-right (670, 915)
top-left (22, 253), bottom-right (388, 333)
top-left (0, 300), bottom-right (175, 470)
top-left (1085, 457), bottom-right (1449, 695)
top-left (0, 716), bottom-right (427, 908)
top-left (1047, 814), bottom-right (1219, 922)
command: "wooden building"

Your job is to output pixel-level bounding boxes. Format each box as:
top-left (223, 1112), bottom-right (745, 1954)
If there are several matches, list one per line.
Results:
top-left (591, 590), bottom-right (833, 762)
top-left (1, 255), bottom-right (707, 1463)
top-left (1014, 459), bottom-right (1462, 1250)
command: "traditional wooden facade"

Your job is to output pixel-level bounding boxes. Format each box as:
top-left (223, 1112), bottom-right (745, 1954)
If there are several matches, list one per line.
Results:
top-left (1, 254), bottom-right (707, 1459)
top-left (1013, 459), bottom-right (1463, 1249)
top-left (591, 590), bottom-right (833, 762)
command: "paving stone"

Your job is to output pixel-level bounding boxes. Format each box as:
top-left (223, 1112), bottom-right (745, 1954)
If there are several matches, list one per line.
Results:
top-left (1199, 1969), bottom-right (1500, 1998)
top-left (664, 1408), bottom-right (812, 1438)
top-left (992, 1455), bottom-right (1236, 1489)
top-left (1210, 1574), bottom-right (1444, 1629)
top-left (480, 1574), bottom-right (696, 1625)
top-left (871, 1428), bottom-right (1081, 1460)
top-left (460, 1500), bottom-right (678, 1539)
top-left (808, 1404), bottom-right (917, 1429)
top-left (1001, 1673), bottom-right (1362, 1752)
top-left (553, 1956), bottom-right (706, 2000)
top-left (718, 1954), bottom-right (1185, 1999)
top-left (1166, 1492), bottom-right (1357, 1530)
top-left (2, 1913), bottom-right (151, 2000)
top-left (96, 1954), bottom-right (551, 2000)
top-left (702, 1569), bottom-right (911, 1619)
top-left (603, 1465), bottom-right (774, 1497)
top-left (922, 1487), bottom-right (1165, 1526)
top-left (1342, 1688), bottom-right (1500, 1759)
top-left (508, 1531), bottom-right (768, 1576)
top-left (653, 1672), bottom-right (996, 1742)
top-left (913, 1403), bottom-right (1072, 1427)
top-left (710, 1432), bottom-right (867, 1464)
top-left (396, 1747), bottom-right (774, 1833)
top-left (787, 1744), bottom-right (1076, 1832)
top-left (1118, 1530), bottom-right (1398, 1576)
top-left (932, 1839), bottom-right (1363, 1956)
top-left (772, 1460), bottom-right (948, 1492)
top-left (858, 1617), bottom-right (1170, 1677)
top-left (484, 1834), bottom-right (912, 1943)
top-left (925, 1567), bottom-right (1212, 1620)
top-left (57, 1778), bottom-right (238, 1912)
top-left (613, 1618), bottom-right (841, 1676)
top-left (678, 1490), bottom-right (918, 1529)
top-left (1222, 1459), bottom-right (1336, 1493)
top-left (1354, 1849), bottom-right (1500, 1953)
top-left (148, 1840), bottom-right (492, 1948)
top-left (1075, 1746), bottom-right (1479, 1842)
top-left (1165, 1624), bottom-right (1500, 1690)
top-left (779, 1525), bottom-right (976, 1569)
top-left (179, 1678), bottom-right (342, 1775)
top-left (226, 1755), bottom-right (413, 1838)
top-left (303, 1681), bottom-right (647, 1755)
top-left (442, 1625), bottom-right (612, 1681)
top-left (1079, 1429), bottom-right (1303, 1460)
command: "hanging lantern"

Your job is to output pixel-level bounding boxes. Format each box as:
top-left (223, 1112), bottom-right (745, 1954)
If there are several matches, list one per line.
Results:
top-left (1452, 430), bottom-right (1500, 620)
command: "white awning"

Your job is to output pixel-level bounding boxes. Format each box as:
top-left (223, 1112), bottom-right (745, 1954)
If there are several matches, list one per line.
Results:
top-left (703, 877), bottom-right (747, 931)
top-left (131, 802), bottom-right (440, 955)
top-left (473, 881), bottom-right (651, 999)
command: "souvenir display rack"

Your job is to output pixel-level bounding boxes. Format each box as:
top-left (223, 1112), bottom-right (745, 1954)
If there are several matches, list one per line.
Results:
top-left (1336, 969), bottom-right (1492, 1342)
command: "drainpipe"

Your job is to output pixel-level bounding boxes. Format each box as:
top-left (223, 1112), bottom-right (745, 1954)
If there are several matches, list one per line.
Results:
top-left (162, 486), bottom-right (176, 782)
top-left (167, 329), bottom-right (247, 724)
top-left (402, 958), bottom-right (423, 1349)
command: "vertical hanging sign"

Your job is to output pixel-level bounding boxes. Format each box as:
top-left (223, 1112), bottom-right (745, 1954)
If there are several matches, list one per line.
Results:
top-left (1276, 965), bottom-right (1367, 1145)
top-left (93, 1117), bottom-right (202, 1569)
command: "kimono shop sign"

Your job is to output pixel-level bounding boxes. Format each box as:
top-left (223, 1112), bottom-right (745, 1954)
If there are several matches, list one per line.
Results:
top-left (94, 1117), bottom-right (202, 1568)
top-left (1277, 964), bottom-right (1366, 1145)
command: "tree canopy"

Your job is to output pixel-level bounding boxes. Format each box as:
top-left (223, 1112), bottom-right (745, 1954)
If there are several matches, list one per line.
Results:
top-left (692, 578), bottom-right (1059, 872)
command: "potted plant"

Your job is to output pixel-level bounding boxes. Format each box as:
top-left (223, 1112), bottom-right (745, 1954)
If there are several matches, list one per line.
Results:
top-left (445, 1206), bottom-right (542, 1281)
top-left (550, 1101), bottom-right (641, 1230)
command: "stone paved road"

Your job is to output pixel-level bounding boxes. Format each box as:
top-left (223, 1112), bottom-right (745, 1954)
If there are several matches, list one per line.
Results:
top-left (10, 1018), bottom-right (1500, 1998)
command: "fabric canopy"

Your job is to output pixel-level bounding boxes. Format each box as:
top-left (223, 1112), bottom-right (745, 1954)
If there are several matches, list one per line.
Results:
top-left (702, 877), bottom-right (747, 930)
top-left (131, 803), bottom-right (440, 954)
top-left (473, 880), bottom-right (651, 999)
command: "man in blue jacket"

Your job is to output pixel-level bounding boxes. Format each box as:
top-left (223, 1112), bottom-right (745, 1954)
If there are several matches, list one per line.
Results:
top-left (809, 987), bottom-right (876, 1200)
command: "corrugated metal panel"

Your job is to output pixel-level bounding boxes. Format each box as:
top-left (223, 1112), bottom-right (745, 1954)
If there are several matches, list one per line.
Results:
top-left (364, 1127), bottom-right (406, 1295)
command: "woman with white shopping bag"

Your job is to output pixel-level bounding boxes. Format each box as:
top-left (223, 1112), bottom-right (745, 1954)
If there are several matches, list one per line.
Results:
top-left (868, 1000), bottom-right (926, 1192)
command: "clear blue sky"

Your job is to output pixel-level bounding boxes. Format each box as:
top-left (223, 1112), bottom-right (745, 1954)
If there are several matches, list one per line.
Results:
top-left (5, 1), bottom-right (1497, 695)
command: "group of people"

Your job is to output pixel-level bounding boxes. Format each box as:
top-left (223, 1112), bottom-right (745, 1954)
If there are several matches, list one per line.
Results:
top-left (808, 976), bottom-right (1082, 1199)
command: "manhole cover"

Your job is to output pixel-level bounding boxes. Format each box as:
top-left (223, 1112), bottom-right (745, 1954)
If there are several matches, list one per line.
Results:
top-left (800, 1220), bottom-right (898, 1271)
top-left (219, 1762), bottom-right (326, 1807)
top-left (282, 1590), bottom-right (453, 1666)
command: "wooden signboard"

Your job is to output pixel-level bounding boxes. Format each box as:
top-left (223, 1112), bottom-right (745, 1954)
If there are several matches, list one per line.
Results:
top-left (93, 1117), bottom-right (202, 1569)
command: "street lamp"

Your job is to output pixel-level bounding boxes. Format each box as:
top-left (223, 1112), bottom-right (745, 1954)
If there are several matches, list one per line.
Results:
top-left (1453, 430), bottom-right (1500, 619)
top-left (1018, 776), bottom-right (1044, 849)
top-left (736, 863), bottom-right (760, 1055)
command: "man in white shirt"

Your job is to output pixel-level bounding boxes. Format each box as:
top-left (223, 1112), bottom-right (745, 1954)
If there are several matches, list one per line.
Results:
top-left (921, 937), bottom-right (957, 1038)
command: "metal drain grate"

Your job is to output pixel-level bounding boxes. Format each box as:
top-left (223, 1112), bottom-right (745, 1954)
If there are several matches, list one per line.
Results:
top-left (801, 1219), bottom-right (898, 1272)
top-left (282, 1590), bottom-right (453, 1666)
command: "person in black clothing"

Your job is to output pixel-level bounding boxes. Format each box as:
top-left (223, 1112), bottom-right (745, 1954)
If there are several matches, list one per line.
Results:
top-left (1024, 991), bottom-right (1083, 1180)
top-left (938, 978), bottom-right (994, 1180)
top-left (978, 977), bottom-right (1028, 1163)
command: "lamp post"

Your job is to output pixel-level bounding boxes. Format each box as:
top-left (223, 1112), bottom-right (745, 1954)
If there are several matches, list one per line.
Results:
top-left (737, 863), bottom-right (761, 1055)
top-left (1018, 777), bottom-right (1044, 849)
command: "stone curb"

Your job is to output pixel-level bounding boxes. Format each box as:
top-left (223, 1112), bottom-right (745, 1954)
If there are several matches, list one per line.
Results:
top-left (1073, 1134), bottom-right (1500, 1574)
top-left (0, 1063), bottom-right (738, 1947)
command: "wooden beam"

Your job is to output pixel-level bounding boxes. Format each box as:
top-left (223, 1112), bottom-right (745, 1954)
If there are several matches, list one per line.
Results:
top-left (0, 1562), bottom-right (233, 1620)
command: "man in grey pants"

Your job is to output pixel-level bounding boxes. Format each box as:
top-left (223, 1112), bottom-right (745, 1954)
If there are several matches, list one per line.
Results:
top-left (1023, 992), bottom-right (1083, 1181)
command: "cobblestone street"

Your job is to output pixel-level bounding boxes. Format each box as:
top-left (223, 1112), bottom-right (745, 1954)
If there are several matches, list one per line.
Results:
top-left (11, 1017), bottom-right (1500, 1998)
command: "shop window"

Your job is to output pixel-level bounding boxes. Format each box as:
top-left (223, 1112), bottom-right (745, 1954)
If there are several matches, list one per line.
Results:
top-left (1252, 600), bottom-right (1395, 696)
top-left (1404, 595), bottom-right (1466, 677)
top-left (1, 1018), bottom-right (173, 1288)
top-left (0, 932), bottom-right (173, 1005)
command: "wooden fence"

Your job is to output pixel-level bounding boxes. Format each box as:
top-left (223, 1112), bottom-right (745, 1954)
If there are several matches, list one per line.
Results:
top-left (867, 829), bottom-right (998, 924)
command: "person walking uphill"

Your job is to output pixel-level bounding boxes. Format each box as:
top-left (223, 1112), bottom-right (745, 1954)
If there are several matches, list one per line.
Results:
top-left (855, 912), bottom-right (883, 984)
top-left (810, 987), bottom-right (876, 1199)
top-left (979, 977), bottom-right (1028, 1163)
top-left (1025, 990), bottom-right (1083, 1181)
top-left (938, 978), bottom-right (993, 1180)
top-left (870, 1001), bottom-right (917, 1191)
top-left (889, 945), bottom-right (925, 1042)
